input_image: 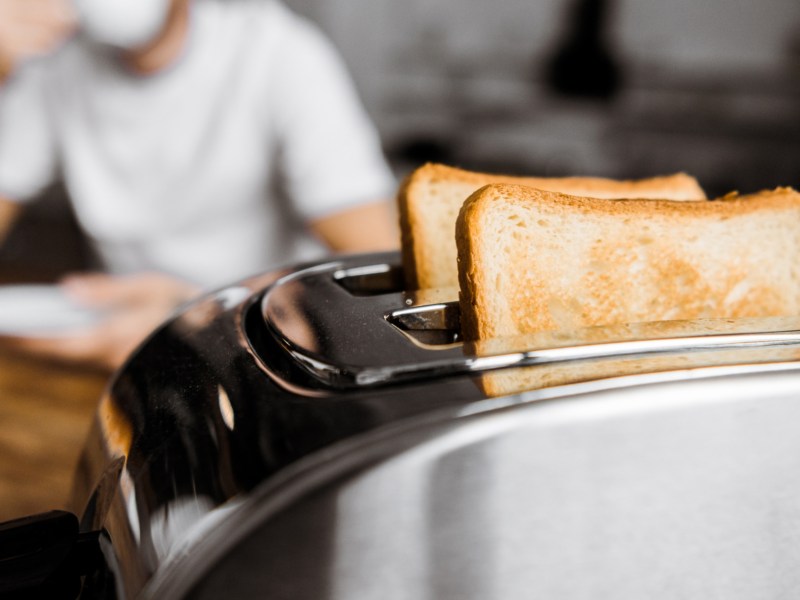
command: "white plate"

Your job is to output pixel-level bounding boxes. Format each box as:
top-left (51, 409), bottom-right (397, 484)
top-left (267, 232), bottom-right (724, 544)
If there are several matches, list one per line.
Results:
top-left (0, 284), bottom-right (104, 337)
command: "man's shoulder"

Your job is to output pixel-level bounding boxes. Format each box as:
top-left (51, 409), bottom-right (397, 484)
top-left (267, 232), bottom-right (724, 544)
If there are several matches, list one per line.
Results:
top-left (0, 39), bottom-right (91, 100)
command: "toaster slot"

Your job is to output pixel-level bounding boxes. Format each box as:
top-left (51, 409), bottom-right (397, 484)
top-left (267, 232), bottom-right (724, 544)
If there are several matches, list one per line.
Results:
top-left (387, 302), bottom-right (462, 346)
top-left (333, 264), bottom-right (405, 297)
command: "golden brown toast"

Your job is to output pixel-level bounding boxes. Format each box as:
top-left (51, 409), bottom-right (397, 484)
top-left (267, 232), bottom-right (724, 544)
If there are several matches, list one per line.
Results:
top-left (457, 184), bottom-right (800, 341)
top-left (455, 184), bottom-right (800, 394)
top-left (398, 163), bottom-right (706, 290)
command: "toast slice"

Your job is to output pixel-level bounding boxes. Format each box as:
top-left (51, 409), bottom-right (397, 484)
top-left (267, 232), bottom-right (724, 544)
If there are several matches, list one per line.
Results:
top-left (467, 317), bottom-right (800, 397)
top-left (457, 184), bottom-right (800, 341)
top-left (456, 184), bottom-right (800, 395)
top-left (398, 163), bottom-right (706, 290)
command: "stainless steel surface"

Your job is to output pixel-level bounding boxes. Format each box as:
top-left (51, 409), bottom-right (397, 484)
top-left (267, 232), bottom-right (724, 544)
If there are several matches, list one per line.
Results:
top-left (71, 252), bottom-right (800, 599)
top-left (157, 364), bottom-right (800, 599)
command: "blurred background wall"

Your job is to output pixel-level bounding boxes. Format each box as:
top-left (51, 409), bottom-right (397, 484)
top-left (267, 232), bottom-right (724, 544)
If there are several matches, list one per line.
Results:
top-left (290, 0), bottom-right (800, 197)
top-left (3, 0), bottom-right (799, 278)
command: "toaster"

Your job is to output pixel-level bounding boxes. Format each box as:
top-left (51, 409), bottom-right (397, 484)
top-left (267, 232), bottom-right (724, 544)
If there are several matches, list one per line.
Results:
top-left (6, 251), bottom-right (800, 599)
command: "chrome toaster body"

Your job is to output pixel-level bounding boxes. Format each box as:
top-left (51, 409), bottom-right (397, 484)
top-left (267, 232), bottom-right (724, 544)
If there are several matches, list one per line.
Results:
top-left (73, 252), bottom-right (800, 599)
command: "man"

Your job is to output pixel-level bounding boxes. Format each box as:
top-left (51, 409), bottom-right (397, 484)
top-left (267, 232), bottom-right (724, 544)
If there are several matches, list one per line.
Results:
top-left (0, 0), bottom-right (398, 369)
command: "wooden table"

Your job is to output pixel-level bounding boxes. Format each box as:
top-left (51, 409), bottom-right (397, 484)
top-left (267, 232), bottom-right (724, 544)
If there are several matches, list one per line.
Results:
top-left (0, 350), bottom-right (109, 522)
top-left (0, 238), bottom-right (107, 523)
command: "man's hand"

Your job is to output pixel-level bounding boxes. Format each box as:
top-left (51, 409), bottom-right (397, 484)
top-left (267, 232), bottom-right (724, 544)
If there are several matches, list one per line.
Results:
top-left (0, 0), bottom-right (76, 79)
top-left (3, 272), bottom-right (201, 372)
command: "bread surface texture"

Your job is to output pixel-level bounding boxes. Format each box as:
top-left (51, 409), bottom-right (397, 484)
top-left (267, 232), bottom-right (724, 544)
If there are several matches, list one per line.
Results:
top-left (456, 184), bottom-right (800, 342)
top-left (398, 163), bottom-right (707, 289)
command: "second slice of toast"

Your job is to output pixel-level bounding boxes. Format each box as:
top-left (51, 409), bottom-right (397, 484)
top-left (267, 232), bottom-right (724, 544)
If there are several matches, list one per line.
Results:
top-left (399, 163), bottom-right (707, 290)
top-left (456, 184), bottom-right (800, 342)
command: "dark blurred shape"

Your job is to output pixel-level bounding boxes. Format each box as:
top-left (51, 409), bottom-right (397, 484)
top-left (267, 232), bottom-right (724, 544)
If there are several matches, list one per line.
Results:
top-left (0, 510), bottom-right (101, 600)
top-left (391, 136), bottom-right (455, 168)
top-left (0, 182), bottom-right (94, 284)
top-left (545, 0), bottom-right (622, 100)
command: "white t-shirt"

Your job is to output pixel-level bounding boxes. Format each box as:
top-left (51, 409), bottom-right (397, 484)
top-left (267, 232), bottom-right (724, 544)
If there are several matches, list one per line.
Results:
top-left (0, 0), bottom-right (395, 287)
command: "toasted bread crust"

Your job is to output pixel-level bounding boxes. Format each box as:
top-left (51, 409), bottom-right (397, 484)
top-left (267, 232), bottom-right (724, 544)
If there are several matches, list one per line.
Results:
top-left (420, 163), bottom-right (707, 199)
top-left (470, 317), bottom-right (800, 396)
top-left (457, 184), bottom-right (800, 343)
top-left (397, 171), bottom-right (421, 288)
top-left (398, 163), bottom-right (707, 289)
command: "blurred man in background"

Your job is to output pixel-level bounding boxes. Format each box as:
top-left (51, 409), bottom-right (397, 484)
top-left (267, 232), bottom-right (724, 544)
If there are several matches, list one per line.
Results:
top-left (0, 0), bottom-right (398, 369)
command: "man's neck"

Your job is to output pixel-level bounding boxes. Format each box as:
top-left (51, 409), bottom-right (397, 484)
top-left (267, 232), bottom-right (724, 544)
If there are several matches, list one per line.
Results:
top-left (121, 0), bottom-right (189, 75)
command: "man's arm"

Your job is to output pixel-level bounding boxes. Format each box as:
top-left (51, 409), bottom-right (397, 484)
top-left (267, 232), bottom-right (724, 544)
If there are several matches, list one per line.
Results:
top-left (2, 200), bottom-right (398, 371)
top-left (1, 271), bottom-right (201, 371)
top-left (0, 195), bottom-right (21, 246)
top-left (309, 200), bottom-right (399, 254)
top-left (0, 0), bottom-right (73, 238)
